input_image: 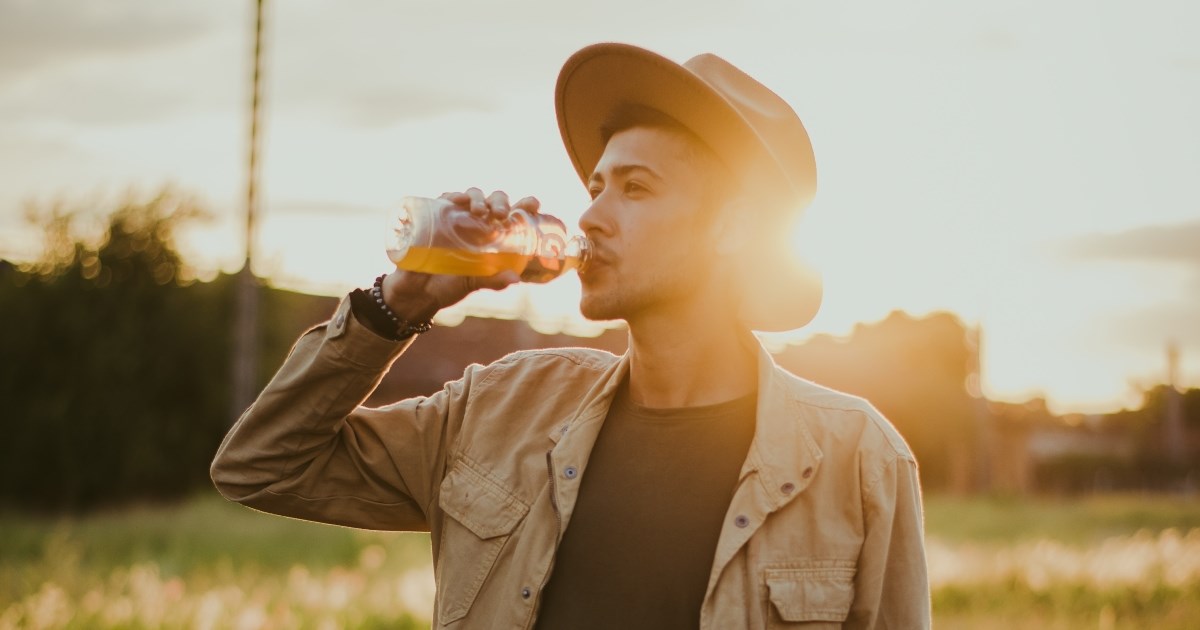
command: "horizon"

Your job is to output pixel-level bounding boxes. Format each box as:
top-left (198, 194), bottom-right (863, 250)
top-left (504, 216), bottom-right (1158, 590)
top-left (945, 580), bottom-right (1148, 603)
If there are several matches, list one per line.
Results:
top-left (5, 239), bottom-right (1180, 418)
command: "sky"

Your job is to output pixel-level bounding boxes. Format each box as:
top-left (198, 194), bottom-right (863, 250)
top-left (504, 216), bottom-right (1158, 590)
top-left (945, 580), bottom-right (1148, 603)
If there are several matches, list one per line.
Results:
top-left (1, 0), bottom-right (1197, 413)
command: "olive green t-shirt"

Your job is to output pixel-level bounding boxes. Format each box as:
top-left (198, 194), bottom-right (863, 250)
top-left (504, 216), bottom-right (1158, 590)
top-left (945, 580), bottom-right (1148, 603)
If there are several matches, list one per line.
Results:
top-left (533, 378), bottom-right (757, 630)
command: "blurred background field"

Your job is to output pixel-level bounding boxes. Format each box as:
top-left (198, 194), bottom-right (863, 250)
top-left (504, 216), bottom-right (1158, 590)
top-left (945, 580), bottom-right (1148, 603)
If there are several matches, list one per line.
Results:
top-left (3, 493), bottom-right (1199, 629)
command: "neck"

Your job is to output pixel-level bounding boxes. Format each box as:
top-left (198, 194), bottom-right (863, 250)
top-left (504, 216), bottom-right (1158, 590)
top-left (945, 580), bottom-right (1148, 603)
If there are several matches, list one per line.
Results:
top-left (624, 300), bottom-right (759, 409)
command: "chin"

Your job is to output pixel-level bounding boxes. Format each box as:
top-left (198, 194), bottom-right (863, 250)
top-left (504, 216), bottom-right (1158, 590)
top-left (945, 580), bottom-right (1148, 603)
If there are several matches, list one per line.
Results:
top-left (579, 292), bottom-right (623, 323)
top-left (578, 297), bottom-right (605, 322)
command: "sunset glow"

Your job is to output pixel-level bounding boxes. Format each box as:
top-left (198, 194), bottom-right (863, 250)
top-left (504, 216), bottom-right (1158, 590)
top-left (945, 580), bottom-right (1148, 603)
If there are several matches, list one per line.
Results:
top-left (1, 0), bottom-right (1197, 413)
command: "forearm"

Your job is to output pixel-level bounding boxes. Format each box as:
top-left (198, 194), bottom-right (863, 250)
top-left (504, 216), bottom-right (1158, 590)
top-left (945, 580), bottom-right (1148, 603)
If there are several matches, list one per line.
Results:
top-left (209, 295), bottom-right (422, 527)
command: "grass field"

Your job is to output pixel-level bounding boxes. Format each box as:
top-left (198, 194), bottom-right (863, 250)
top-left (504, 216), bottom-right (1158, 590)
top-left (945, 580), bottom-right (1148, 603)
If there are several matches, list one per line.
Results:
top-left (2, 493), bottom-right (1199, 628)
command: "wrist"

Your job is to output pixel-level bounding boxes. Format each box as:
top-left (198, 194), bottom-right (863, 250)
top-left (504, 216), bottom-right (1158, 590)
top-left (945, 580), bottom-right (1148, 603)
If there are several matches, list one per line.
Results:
top-left (380, 272), bottom-right (441, 323)
top-left (370, 275), bottom-right (433, 340)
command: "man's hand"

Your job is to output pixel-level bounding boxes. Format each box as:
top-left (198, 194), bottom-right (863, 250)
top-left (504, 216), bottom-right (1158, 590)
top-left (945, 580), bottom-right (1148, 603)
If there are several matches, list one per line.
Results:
top-left (380, 188), bottom-right (540, 323)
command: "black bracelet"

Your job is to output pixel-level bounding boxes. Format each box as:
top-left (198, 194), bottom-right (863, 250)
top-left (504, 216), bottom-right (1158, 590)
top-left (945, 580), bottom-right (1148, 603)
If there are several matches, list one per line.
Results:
top-left (371, 274), bottom-right (433, 340)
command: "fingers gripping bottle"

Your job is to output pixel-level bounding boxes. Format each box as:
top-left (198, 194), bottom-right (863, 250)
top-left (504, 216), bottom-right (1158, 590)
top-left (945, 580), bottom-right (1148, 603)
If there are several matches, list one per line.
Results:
top-left (386, 196), bottom-right (592, 283)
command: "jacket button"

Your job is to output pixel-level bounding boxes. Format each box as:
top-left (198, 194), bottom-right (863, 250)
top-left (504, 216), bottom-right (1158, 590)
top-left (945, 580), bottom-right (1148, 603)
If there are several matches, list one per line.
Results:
top-left (335, 313), bottom-right (346, 328)
top-left (563, 466), bottom-right (578, 480)
top-left (521, 587), bottom-right (532, 599)
top-left (802, 467), bottom-right (814, 479)
top-left (781, 482), bottom-right (795, 494)
top-left (734, 515), bottom-right (750, 528)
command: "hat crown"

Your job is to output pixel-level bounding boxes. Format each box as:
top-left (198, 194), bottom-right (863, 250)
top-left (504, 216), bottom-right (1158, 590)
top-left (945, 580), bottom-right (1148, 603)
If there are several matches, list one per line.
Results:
top-left (682, 53), bottom-right (817, 214)
top-left (685, 54), bottom-right (787, 118)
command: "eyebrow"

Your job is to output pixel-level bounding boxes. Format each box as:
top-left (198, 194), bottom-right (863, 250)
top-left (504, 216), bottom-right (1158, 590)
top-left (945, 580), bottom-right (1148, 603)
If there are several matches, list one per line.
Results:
top-left (588, 163), bottom-right (665, 186)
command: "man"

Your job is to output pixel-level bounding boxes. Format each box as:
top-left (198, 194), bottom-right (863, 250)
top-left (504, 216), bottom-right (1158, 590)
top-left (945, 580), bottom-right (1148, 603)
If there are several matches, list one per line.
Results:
top-left (211, 43), bottom-right (930, 629)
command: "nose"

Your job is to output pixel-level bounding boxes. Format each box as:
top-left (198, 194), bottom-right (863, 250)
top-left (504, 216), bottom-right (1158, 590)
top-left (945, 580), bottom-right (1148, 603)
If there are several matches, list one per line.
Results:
top-left (579, 191), bottom-right (613, 238)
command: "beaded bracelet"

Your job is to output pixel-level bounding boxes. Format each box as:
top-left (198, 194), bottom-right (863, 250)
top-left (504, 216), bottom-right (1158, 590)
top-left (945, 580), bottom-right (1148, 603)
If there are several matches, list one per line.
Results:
top-left (371, 274), bottom-right (433, 340)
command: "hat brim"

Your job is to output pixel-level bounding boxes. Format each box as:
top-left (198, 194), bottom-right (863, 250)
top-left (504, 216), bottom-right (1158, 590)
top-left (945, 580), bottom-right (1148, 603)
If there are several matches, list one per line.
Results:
top-left (555, 43), bottom-right (822, 331)
top-left (557, 43), bottom-right (794, 205)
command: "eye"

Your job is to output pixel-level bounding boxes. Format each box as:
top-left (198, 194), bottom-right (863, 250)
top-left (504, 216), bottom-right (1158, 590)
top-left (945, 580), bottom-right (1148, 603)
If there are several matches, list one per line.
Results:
top-left (624, 181), bottom-right (648, 195)
top-left (587, 185), bottom-right (603, 200)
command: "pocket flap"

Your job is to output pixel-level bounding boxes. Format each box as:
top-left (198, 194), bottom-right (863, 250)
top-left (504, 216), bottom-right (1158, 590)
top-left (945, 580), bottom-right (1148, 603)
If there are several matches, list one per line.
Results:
top-left (438, 458), bottom-right (528, 539)
top-left (765, 565), bottom-right (855, 623)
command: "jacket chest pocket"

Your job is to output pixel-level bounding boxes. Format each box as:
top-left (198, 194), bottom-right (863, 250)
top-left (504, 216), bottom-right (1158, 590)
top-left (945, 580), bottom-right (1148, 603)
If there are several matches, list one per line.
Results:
top-left (763, 564), bottom-right (855, 628)
top-left (436, 459), bottom-right (529, 625)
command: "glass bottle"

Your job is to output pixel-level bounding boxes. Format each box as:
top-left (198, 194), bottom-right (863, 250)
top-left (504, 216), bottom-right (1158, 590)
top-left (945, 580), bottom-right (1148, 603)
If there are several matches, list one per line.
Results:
top-left (386, 196), bottom-right (591, 283)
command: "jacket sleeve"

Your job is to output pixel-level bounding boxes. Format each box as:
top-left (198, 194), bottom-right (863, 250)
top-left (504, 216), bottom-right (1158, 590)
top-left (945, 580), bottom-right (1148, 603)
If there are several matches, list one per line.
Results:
top-left (847, 445), bottom-right (931, 629)
top-left (209, 296), bottom-right (472, 532)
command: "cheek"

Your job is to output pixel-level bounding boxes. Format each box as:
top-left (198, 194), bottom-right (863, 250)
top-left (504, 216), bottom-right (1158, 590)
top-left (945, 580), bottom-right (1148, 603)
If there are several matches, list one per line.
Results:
top-left (636, 220), bottom-right (712, 279)
top-left (616, 194), bottom-right (714, 264)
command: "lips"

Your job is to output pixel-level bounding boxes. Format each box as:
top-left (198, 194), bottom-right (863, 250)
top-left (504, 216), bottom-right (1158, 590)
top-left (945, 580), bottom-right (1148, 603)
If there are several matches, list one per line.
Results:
top-left (580, 242), bottom-right (614, 279)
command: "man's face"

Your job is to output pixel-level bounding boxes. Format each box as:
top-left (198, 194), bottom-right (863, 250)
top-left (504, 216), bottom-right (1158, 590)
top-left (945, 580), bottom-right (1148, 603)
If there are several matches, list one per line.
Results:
top-left (577, 126), bottom-right (724, 323)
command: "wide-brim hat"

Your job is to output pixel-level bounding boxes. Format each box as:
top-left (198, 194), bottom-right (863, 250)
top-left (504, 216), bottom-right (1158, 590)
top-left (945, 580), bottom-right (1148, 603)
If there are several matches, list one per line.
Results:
top-left (555, 43), bottom-right (823, 331)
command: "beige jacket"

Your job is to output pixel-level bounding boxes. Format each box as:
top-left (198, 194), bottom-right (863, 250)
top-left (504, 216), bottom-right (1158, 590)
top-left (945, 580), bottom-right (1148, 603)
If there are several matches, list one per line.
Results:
top-left (211, 297), bottom-right (931, 629)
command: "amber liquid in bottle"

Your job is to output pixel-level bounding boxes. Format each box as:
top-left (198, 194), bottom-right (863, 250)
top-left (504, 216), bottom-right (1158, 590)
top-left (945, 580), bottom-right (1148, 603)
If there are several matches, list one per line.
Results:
top-left (390, 246), bottom-right (583, 283)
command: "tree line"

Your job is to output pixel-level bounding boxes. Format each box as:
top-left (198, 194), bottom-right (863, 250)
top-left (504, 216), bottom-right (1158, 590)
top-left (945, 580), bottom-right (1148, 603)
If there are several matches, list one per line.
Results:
top-left (0, 192), bottom-right (314, 512)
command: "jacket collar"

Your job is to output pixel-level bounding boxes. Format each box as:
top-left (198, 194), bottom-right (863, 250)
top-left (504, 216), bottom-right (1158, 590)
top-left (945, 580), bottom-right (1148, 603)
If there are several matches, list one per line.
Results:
top-left (743, 341), bottom-right (824, 510)
top-left (547, 350), bottom-right (630, 445)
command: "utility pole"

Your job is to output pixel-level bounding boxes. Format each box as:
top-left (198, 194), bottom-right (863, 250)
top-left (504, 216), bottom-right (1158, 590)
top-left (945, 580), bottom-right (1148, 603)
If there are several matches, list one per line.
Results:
top-left (231, 0), bottom-right (266, 422)
top-left (1165, 340), bottom-right (1186, 466)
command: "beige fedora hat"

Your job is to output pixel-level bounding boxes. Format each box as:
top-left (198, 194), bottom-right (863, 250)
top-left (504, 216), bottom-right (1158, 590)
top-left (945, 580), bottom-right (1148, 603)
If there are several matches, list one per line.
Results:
top-left (555, 43), bottom-right (823, 331)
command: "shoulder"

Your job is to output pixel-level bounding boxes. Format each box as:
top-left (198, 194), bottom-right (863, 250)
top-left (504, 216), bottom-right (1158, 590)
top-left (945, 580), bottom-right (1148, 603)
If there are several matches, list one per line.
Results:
top-left (492, 346), bottom-right (618, 371)
top-left (465, 346), bottom-right (619, 385)
top-left (771, 365), bottom-right (915, 463)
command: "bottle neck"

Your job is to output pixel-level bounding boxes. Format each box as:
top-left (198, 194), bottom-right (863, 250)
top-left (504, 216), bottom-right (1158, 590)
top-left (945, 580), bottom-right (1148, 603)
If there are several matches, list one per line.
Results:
top-left (566, 235), bottom-right (592, 272)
